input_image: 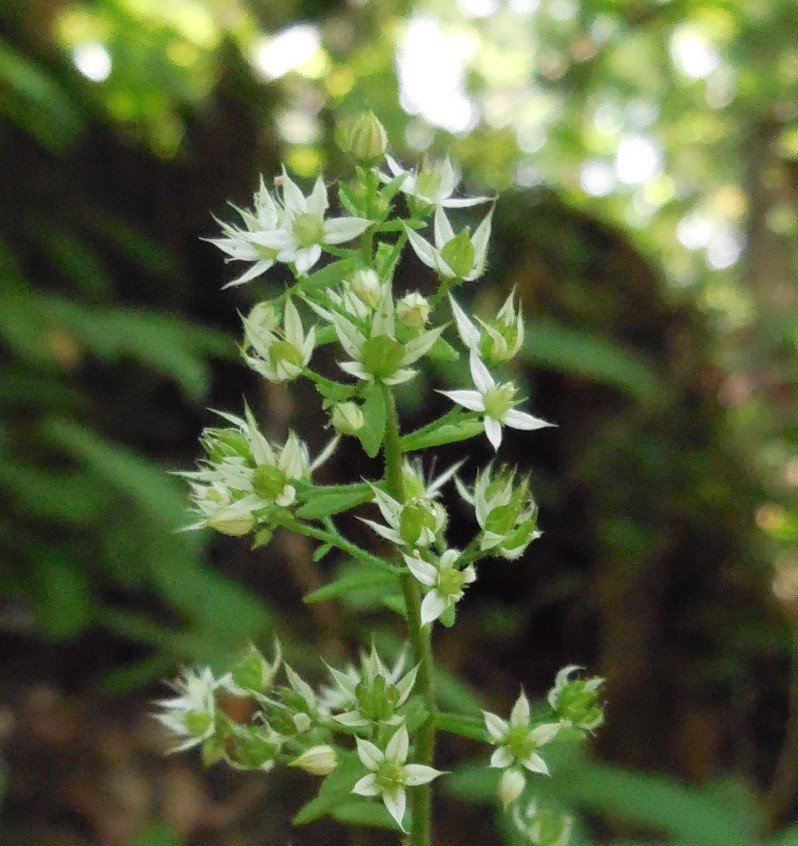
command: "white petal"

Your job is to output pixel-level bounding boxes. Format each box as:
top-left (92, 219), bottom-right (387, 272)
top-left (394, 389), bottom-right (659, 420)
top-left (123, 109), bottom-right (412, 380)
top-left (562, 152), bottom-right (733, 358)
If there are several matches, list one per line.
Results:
top-left (449, 296), bottom-right (480, 348)
top-left (384, 367), bottom-right (417, 385)
top-left (437, 389), bottom-right (485, 413)
top-left (441, 195), bottom-right (493, 208)
top-left (339, 360), bottom-right (371, 381)
top-left (352, 773), bottom-right (380, 796)
top-left (530, 722), bottom-right (561, 745)
top-left (355, 737), bottom-right (383, 770)
top-left (484, 417), bottom-right (503, 451)
top-left (307, 176), bottom-right (329, 216)
top-left (483, 711), bottom-right (509, 742)
top-left (404, 554), bottom-right (437, 587)
top-left (404, 764), bottom-right (445, 786)
top-left (490, 746), bottom-right (514, 768)
top-left (281, 169), bottom-right (306, 212)
top-left (383, 787), bottom-right (407, 831)
top-left (294, 245), bottom-right (322, 273)
top-left (521, 752), bottom-right (549, 776)
top-left (401, 324), bottom-right (446, 366)
top-left (283, 299), bottom-right (303, 343)
top-left (438, 157), bottom-right (458, 199)
top-left (421, 591), bottom-right (448, 625)
top-left (324, 216), bottom-right (371, 244)
top-left (469, 350), bottom-right (495, 394)
top-left (359, 518), bottom-right (402, 545)
top-left (333, 711), bottom-right (368, 727)
top-left (510, 691), bottom-right (530, 726)
top-left (503, 408), bottom-right (554, 431)
top-left (404, 225), bottom-right (439, 270)
top-left (386, 725), bottom-right (409, 762)
top-left (433, 205), bottom-right (455, 247)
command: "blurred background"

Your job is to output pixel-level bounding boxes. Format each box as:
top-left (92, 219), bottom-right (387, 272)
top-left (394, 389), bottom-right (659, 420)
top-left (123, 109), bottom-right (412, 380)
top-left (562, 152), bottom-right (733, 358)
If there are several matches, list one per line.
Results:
top-left (2, 0), bottom-right (798, 844)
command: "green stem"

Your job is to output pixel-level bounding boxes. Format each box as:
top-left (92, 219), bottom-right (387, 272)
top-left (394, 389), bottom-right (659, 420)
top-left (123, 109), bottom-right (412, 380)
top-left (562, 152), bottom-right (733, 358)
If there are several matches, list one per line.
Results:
top-left (381, 384), bottom-right (436, 846)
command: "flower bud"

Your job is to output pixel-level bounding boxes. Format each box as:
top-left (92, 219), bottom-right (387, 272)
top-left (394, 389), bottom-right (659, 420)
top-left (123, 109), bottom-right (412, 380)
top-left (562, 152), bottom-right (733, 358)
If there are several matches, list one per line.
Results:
top-left (342, 111), bottom-right (388, 165)
top-left (396, 292), bottom-right (431, 329)
top-left (206, 507), bottom-right (255, 537)
top-left (331, 401), bottom-right (364, 435)
top-left (349, 268), bottom-right (382, 310)
top-left (289, 745), bottom-right (338, 776)
top-left (547, 666), bottom-right (604, 732)
top-left (440, 228), bottom-right (475, 278)
top-left (498, 768), bottom-right (526, 808)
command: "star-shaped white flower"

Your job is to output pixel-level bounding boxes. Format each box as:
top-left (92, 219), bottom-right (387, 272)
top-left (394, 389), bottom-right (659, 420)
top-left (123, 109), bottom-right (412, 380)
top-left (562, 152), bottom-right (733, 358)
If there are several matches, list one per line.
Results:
top-left (438, 351), bottom-right (552, 451)
top-left (243, 298), bottom-right (316, 383)
top-left (483, 692), bottom-right (561, 776)
top-left (206, 177), bottom-right (283, 288)
top-left (404, 206), bottom-right (493, 281)
top-left (257, 169), bottom-right (371, 273)
top-left (403, 549), bottom-right (477, 625)
top-left (450, 291), bottom-right (525, 364)
top-left (154, 667), bottom-right (226, 752)
top-left (382, 155), bottom-right (492, 208)
top-left (352, 724), bottom-right (445, 831)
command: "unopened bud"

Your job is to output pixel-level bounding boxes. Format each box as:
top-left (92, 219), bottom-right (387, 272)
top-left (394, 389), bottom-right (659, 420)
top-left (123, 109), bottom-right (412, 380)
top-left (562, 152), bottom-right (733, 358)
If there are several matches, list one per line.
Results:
top-left (290, 744), bottom-right (338, 776)
top-left (342, 111), bottom-right (388, 165)
top-left (331, 401), bottom-right (364, 435)
top-left (396, 292), bottom-right (430, 328)
top-left (206, 507), bottom-right (255, 537)
top-left (350, 268), bottom-right (382, 309)
top-left (499, 768), bottom-right (526, 808)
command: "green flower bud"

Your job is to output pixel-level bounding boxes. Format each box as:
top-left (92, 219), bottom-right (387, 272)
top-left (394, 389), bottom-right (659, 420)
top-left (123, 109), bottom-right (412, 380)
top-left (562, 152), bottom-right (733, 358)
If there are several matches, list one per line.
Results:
top-left (252, 464), bottom-right (288, 502)
top-left (342, 110), bottom-right (388, 165)
top-left (350, 268), bottom-right (382, 309)
top-left (231, 645), bottom-right (279, 693)
top-left (399, 502), bottom-right (437, 546)
top-left (499, 768), bottom-right (526, 808)
top-left (331, 401), bottom-right (365, 435)
top-left (206, 508), bottom-right (255, 537)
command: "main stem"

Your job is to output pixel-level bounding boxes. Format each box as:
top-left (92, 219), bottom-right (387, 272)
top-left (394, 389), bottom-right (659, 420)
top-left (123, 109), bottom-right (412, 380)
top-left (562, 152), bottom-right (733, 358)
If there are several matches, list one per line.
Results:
top-left (381, 384), bottom-right (435, 846)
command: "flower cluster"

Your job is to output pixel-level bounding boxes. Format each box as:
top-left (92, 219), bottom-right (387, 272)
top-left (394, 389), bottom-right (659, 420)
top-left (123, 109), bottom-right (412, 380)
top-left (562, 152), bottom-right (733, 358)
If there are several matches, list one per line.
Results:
top-left (158, 111), bottom-right (604, 844)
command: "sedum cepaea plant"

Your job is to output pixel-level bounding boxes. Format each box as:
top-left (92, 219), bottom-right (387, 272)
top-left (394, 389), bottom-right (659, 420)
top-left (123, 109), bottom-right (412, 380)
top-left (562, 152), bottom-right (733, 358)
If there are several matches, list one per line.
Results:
top-left (156, 112), bottom-right (605, 846)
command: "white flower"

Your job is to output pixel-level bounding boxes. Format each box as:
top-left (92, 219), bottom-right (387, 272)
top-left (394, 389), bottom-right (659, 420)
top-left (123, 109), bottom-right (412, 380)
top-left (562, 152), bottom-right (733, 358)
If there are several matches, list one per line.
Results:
top-left (450, 290), bottom-right (525, 365)
top-left (243, 298), bottom-right (316, 383)
top-left (404, 205), bottom-right (492, 281)
top-left (547, 665), bottom-right (605, 732)
top-left (257, 169), bottom-right (371, 273)
top-left (154, 667), bottom-right (225, 752)
top-left (382, 155), bottom-right (491, 208)
top-left (352, 724), bottom-right (444, 831)
top-left (439, 351), bottom-right (552, 451)
top-left (403, 549), bottom-right (476, 625)
top-left (513, 798), bottom-right (574, 846)
top-left (309, 282), bottom-right (444, 385)
top-left (360, 483), bottom-right (447, 549)
top-left (206, 177), bottom-right (283, 287)
top-left (455, 464), bottom-right (541, 560)
top-left (483, 692), bottom-right (561, 776)
top-left (324, 644), bottom-right (418, 727)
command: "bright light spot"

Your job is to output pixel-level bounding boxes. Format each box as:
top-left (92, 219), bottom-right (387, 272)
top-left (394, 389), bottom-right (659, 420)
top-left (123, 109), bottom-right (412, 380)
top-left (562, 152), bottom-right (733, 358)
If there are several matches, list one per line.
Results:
top-left (579, 160), bottom-right (615, 197)
top-left (509, 0), bottom-right (540, 15)
top-left (615, 134), bottom-right (660, 185)
top-left (626, 98), bottom-right (658, 128)
top-left (676, 211), bottom-right (713, 249)
top-left (706, 228), bottom-right (744, 269)
top-left (405, 121), bottom-right (435, 151)
top-left (253, 24), bottom-right (320, 81)
top-left (398, 17), bottom-right (479, 133)
top-left (515, 163), bottom-right (542, 187)
top-left (548, 0), bottom-right (576, 21)
top-left (458, 0), bottom-right (499, 17)
top-left (592, 101), bottom-right (623, 136)
top-left (669, 26), bottom-right (719, 79)
top-left (72, 42), bottom-right (112, 82)
top-left (276, 110), bottom-right (320, 145)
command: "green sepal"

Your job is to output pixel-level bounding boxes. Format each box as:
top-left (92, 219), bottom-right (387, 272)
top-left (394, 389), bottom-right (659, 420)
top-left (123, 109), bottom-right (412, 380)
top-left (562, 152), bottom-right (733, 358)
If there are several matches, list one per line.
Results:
top-left (312, 543), bottom-right (333, 562)
top-left (251, 528), bottom-right (273, 550)
top-left (337, 181), bottom-right (362, 217)
top-left (383, 594), bottom-right (408, 618)
top-left (294, 482), bottom-right (371, 520)
top-left (357, 381), bottom-right (387, 458)
top-left (312, 374), bottom-right (355, 406)
top-left (426, 335), bottom-right (459, 362)
top-left (304, 568), bottom-right (399, 604)
top-left (400, 409), bottom-right (484, 451)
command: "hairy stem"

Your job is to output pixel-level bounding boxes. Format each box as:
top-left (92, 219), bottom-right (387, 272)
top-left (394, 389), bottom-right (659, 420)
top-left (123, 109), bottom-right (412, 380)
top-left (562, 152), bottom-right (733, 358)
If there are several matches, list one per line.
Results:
top-left (381, 384), bottom-right (436, 846)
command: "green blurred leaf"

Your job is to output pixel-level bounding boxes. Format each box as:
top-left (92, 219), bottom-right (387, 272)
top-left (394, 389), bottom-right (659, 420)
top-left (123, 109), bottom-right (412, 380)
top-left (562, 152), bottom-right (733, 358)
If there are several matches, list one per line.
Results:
top-left (304, 568), bottom-right (399, 604)
top-left (357, 381), bottom-right (386, 458)
top-left (295, 482), bottom-right (371, 520)
top-left (400, 410), bottom-right (484, 452)
top-left (132, 821), bottom-right (184, 846)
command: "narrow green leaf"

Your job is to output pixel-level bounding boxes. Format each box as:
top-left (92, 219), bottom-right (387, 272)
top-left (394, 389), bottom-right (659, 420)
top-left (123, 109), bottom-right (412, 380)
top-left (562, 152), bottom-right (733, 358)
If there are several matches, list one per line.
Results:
top-left (357, 381), bottom-right (386, 458)
top-left (304, 569), bottom-right (399, 604)
top-left (293, 752), bottom-right (362, 825)
top-left (332, 799), bottom-right (396, 829)
top-left (436, 711), bottom-right (488, 742)
top-left (401, 413), bottom-right (483, 452)
top-left (427, 335), bottom-right (459, 361)
top-left (300, 259), bottom-right (354, 293)
top-left (295, 483), bottom-right (371, 520)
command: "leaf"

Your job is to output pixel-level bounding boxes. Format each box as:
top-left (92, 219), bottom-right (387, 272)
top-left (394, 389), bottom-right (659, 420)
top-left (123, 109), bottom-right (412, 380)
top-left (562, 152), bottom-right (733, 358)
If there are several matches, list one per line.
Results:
top-left (293, 751), bottom-right (362, 825)
top-left (357, 381), bottom-right (386, 457)
top-left (435, 711), bottom-right (488, 742)
top-left (400, 411), bottom-right (484, 452)
top-left (304, 569), bottom-right (399, 604)
top-left (427, 335), bottom-right (459, 361)
top-left (300, 259), bottom-right (354, 293)
top-left (295, 483), bottom-right (371, 520)
top-left (523, 317), bottom-right (666, 403)
top-left (769, 824), bottom-right (798, 846)
top-left (132, 821), bottom-right (184, 846)
top-left (332, 799), bottom-right (397, 829)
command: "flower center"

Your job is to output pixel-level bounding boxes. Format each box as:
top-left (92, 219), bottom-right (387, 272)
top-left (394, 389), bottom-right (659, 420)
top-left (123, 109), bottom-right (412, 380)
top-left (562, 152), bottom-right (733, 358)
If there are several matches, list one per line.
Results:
top-left (375, 759), bottom-right (407, 792)
top-left (505, 725), bottom-right (536, 762)
top-left (437, 565), bottom-right (467, 597)
top-left (482, 382), bottom-right (516, 421)
top-left (292, 212), bottom-right (325, 248)
top-left (252, 463), bottom-right (289, 502)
